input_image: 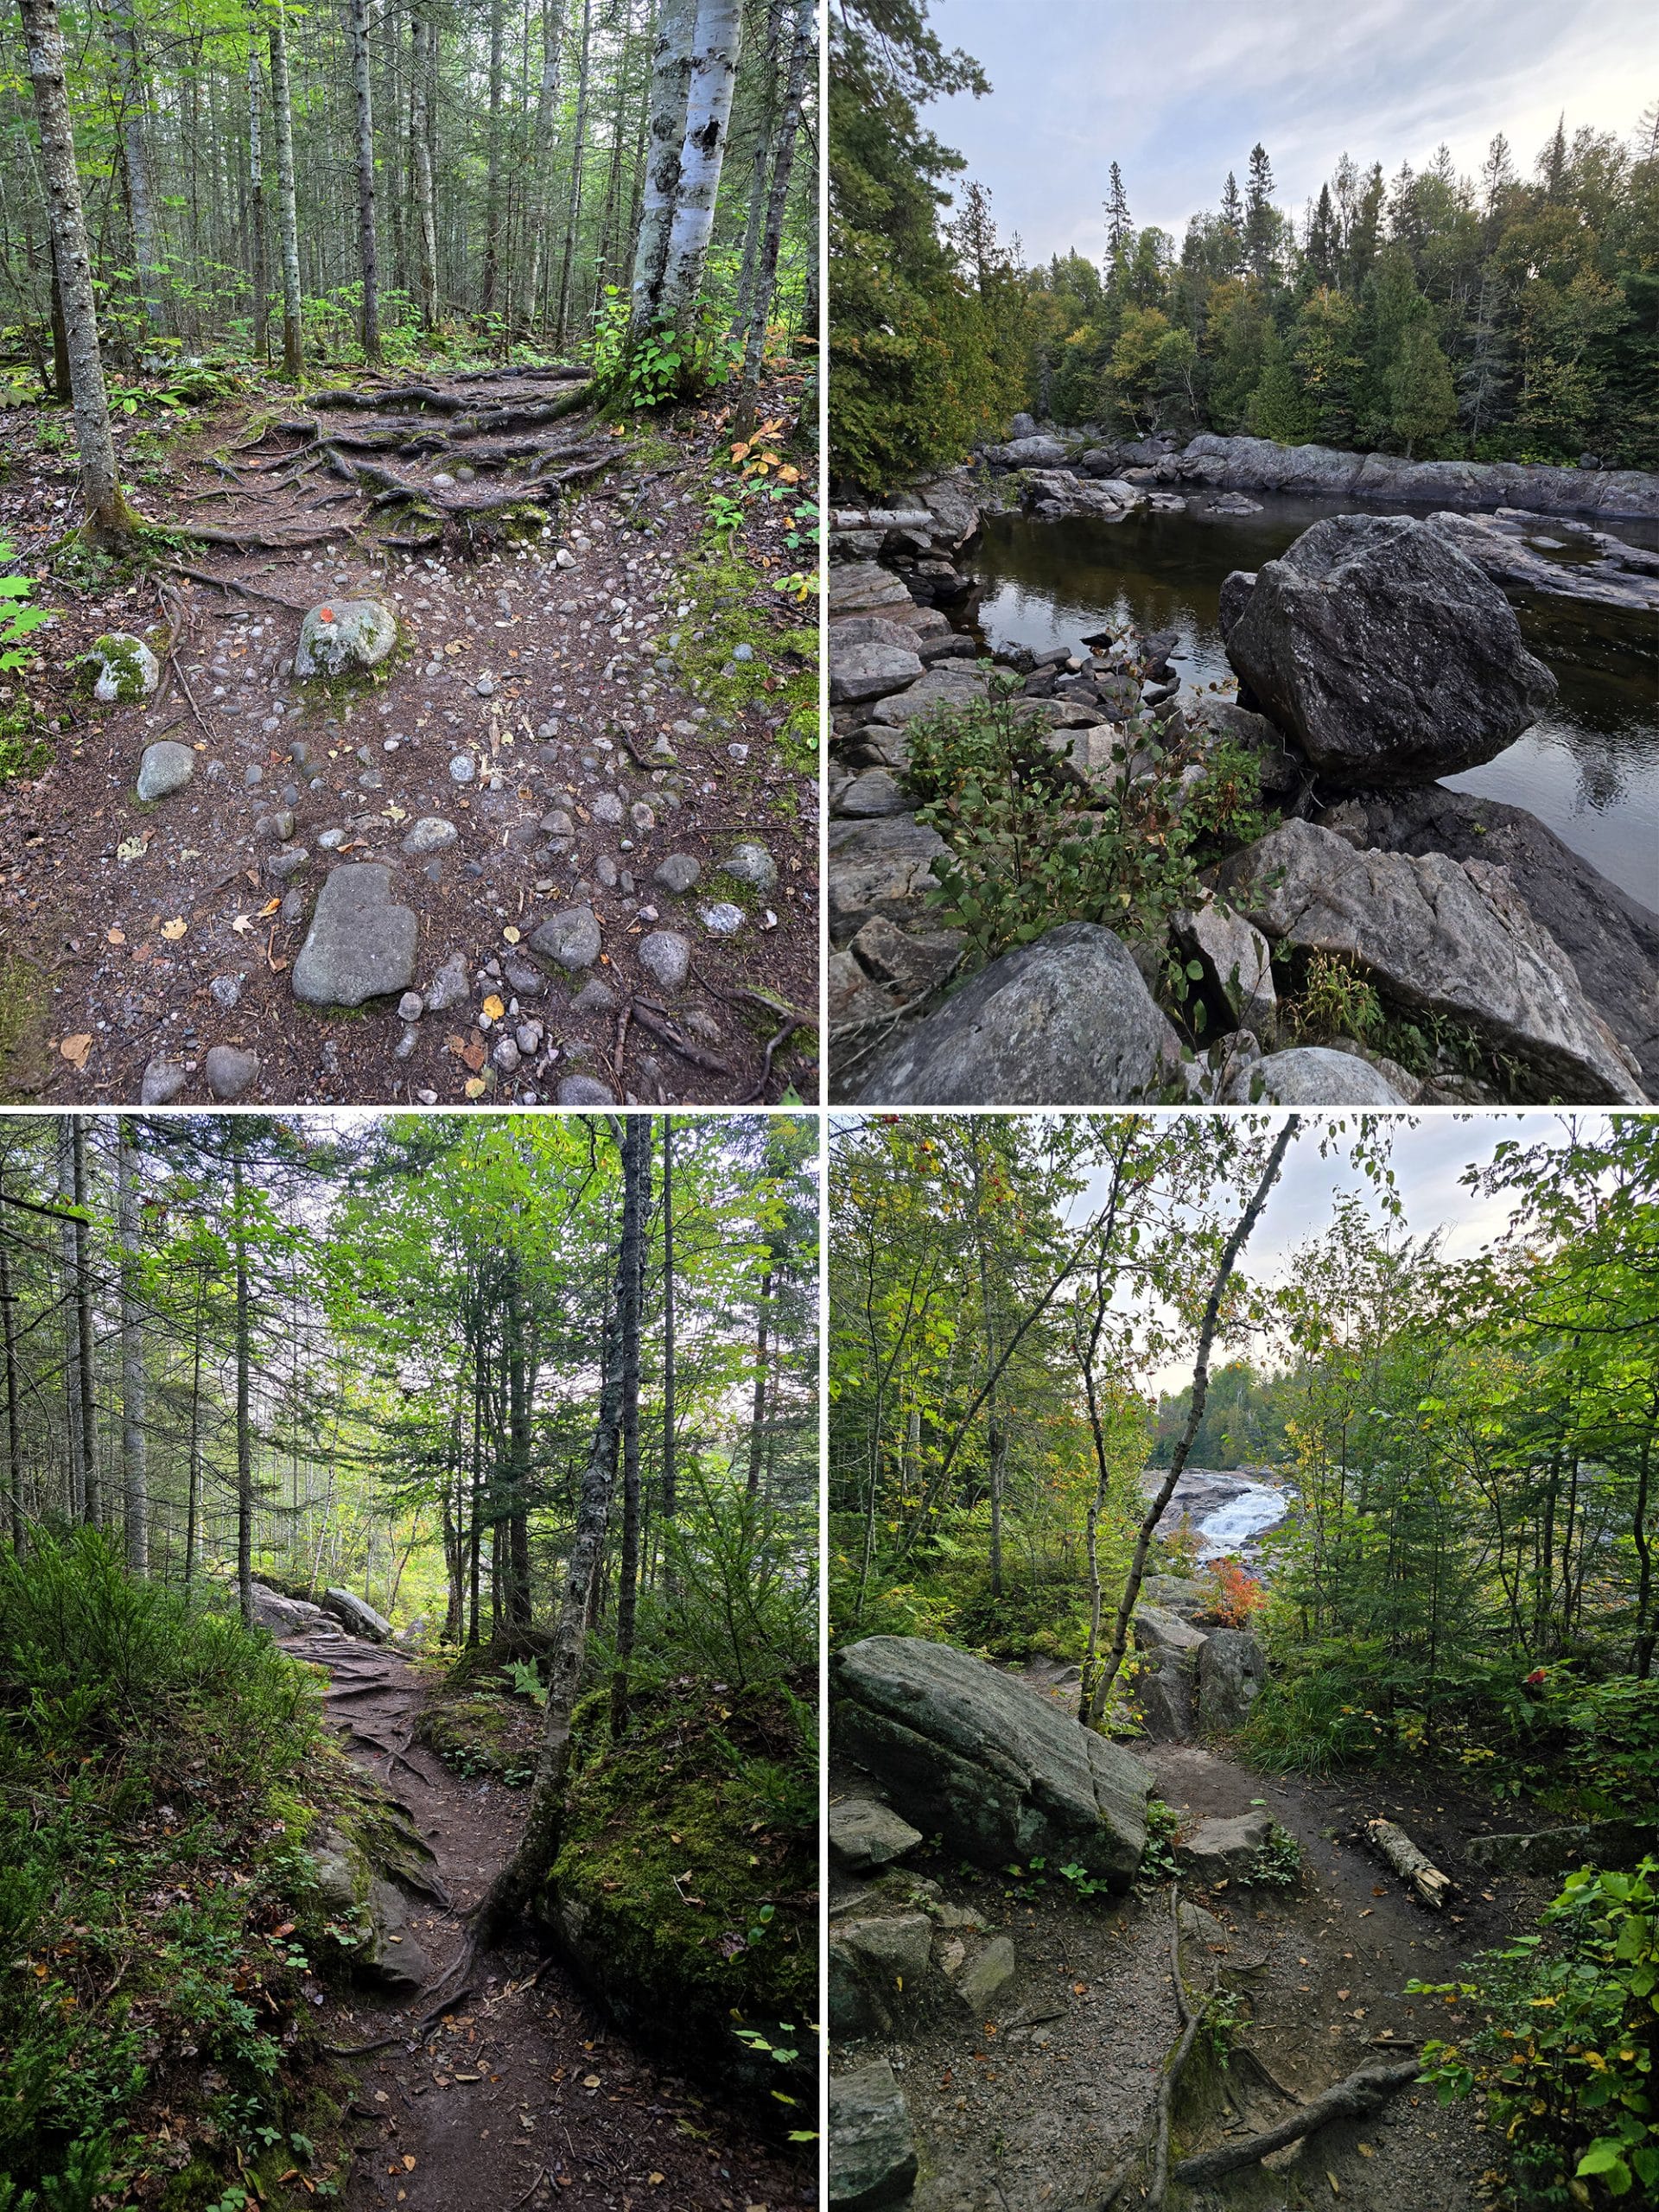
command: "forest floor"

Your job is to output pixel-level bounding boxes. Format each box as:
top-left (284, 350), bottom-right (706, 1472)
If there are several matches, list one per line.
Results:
top-left (284, 1621), bottom-right (813, 2212)
top-left (836, 1659), bottom-right (1554, 2212)
top-left (0, 357), bottom-right (819, 1106)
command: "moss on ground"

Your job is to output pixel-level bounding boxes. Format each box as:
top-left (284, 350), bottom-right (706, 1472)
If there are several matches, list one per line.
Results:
top-left (543, 1675), bottom-right (817, 2131)
top-left (663, 543), bottom-right (817, 779)
top-left (416, 1688), bottom-right (536, 1782)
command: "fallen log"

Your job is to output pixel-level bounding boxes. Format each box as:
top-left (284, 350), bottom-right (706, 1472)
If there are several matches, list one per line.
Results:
top-left (1172, 2057), bottom-right (1421, 2183)
top-left (1366, 1818), bottom-right (1452, 1909)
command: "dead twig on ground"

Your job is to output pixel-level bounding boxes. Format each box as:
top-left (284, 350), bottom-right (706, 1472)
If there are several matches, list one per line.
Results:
top-left (1172, 2058), bottom-right (1421, 2183)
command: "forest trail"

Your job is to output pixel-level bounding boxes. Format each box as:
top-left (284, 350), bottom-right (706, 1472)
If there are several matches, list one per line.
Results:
top-left (2, 362), bottom-right (817, 1108)
top-left (283, 1624), bottom-right (812, 2212)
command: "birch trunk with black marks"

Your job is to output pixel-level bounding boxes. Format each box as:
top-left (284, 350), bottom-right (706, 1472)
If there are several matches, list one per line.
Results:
top-left (474, 1116), bottom-right (643, 1940)
top-left (346, 0), bottom-right (381, 365)
top-left (628, 0), bottom-right (695, 333)
top-left (731, 0), bottom-right (809, 433)
top-left (0, 1172), bottom-right (22, 1552)
top-left (246, 38), bottom-right (268, 360)
top-left (20, 0), bottom-right (142, 540)
top-left (233, 1151), bottom-right (253, 1629)
top-left (71, 1119), bottom-right (98, 1529)
top-left (658, 0), bottom-right (741, 317)
top-left (55, 1117), bottom-right (85, 1522)
top-left (1086, 1118), bottom-right (1300, 1727)
top-left (116, 1122), bottom-right (147, 1576)
top-left (268, 3), bottom-right (302, 376)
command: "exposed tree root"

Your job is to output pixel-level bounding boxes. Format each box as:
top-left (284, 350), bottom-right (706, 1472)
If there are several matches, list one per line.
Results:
top-left (628, 999), bottom-right (735, 1076)
top-left (1171, 2057), bottom-right (1421, 2184)
top-left (162, 562), bottom-right (309, 610)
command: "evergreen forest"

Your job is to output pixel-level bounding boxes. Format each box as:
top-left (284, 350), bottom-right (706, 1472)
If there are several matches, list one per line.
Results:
top-left (0, 1109), bottom-right (820, 2211)
top-left (829, 0), bottom-right (1659, 489)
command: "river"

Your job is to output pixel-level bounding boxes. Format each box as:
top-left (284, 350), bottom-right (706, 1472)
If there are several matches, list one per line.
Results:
top-left (965, 499), bottom-right (1659, 906)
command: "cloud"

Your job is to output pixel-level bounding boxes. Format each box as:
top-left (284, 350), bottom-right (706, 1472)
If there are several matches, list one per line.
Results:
top-left (920, 0), bottom-right (1659, 261)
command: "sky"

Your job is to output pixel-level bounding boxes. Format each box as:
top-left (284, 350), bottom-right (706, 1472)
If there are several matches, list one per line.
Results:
top-left (918, 0), bottom-right (1659, 265)
top-left (1061, 1109), bottom-right (1583, 1391)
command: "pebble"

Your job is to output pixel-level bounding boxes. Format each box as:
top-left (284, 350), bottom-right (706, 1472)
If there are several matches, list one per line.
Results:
top-left (540, 810), bottom-right (575, 837)
top-left (515, 1021), bottom-right (543, 1054)
top-left (699, 902), bottom-right (744, 936)
top-left (205, 1046), bottom-right (259, 1102)
top-left (556, 1074), bottom-right (615, 1105)
top-left (570, 977), bottom-right (616, 1014)
top-left (504, 957), bottom-right (545, 997)
top-left (653, 853), bottom-right (701, 893)
top-left (395, 1027), bottom-right (418, 1059)
top-left (475, 676), bottom-right (495, 698)
top-left (425, 952), bottom-right (469, 1012)
top-left (267, 846), bottom-right (310, 881)
top-left (318, 829), bottom-right (346, 851)
top-left (137, 742), bottom-right (195, 802)
top-left (731, 642), bottom-right (753, 662)
top-left (281, 890), bottom-right (305, 924)
top-left (449, 754), bottom-right (476, 784)
top-left (255, 810), bottom-right (296, 842)
top-left (402, 817), bottom-right (458, 857)
top-left (208, 975), bottom-right (245, 1012)
top-left (244, 764), bottom-right (264, 786)
top-left (591, 792), bottom-right (625, 824)
top-left (726, 839), bottom-right (777, 890)
top-left (596, 856), bottom-right (618, 889)
top-left (397, 991), bottom-right (424, 1021)
top-left (629, 802), bottom-right (655, 832)
top-left (529, 906), bottom-right (601, 971)
top-left (493, 1036), bottom-right (521, 1074)
top-left (556, 549), bottom-right (576, 569)
top-left (637, 931), bottom-right (690, 994)
top-left (140, 1058), bottom-right (187, 1104)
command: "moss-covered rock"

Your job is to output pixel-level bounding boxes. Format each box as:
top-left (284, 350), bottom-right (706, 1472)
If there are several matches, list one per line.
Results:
top-left (89, 631), bottom-right (160, 702)
top-left (536, 1678), bottom-right (818, 2128)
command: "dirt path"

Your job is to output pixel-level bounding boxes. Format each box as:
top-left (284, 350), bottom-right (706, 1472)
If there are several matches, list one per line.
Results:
top-left (283, 1626), bottom-right (812, 2212)
top-left (0, 364), bottom-right (817, 1105)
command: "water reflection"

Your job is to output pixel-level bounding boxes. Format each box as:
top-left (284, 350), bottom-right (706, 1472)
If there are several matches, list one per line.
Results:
top-left (968, 503), bottom-right (1659, 906)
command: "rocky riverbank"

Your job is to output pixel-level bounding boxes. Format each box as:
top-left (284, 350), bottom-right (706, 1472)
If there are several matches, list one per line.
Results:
top-left (827, 436), bottom-right (1658, 1108)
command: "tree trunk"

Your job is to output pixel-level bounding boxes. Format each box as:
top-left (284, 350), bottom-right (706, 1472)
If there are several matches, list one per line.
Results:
top-left (553, 0), bottom-right (593, 346)
top-left (47, 243), bottom-right (70, 400)
top-left (731, 0), bottom-right (809, 434)
top-left (267, 4), bottom-right (302, 377)
top-left (409, 0), bottom-right (439, 328)
top-left (505, 1262), bottom-right (533, 1630)
top-left (610, 1116), bottom-right (651, 1732)
top-left (99, 0), bottom-right (163, 331)
top-left (233, 1152), bottom-right (252, 1627)
top-left (658, 0), bottom-right (741, 318)
top-left (1085, 1120), bottom-right (1300, 1726)
top-left (246, 36), bottom-right (268, 360)
top-left (481, 0), bottom-right (505, 327)
top-left (729, 0), bottom-right (783, 340)
top-left (523, 0), bottom-right (563, 331)
top-left (474, 1119), bottom-right (640, 1941)
top-left (746, 1267), bottom-right (772, 1497)
top-left (72, 1117), bottom-right (98, 1528)
top-left (1631, 1422), bottom-right (1655, 1679)
top-left (183, 1277), bottom-right (203, 1589)
top-left (55, 1117), bottom-right (84, 1519)
top-left (346, 0), bottom-right (381, 364)
top-left (19, 0), bottom-right (140, 541)
top-left (0, 1169), bottom-right (22, 1551)
top-left (117, 1121), bottom-right (147, 1575)
top-left (661, 1114), bottom-right (676, 1530)
top-left (628, 0), bottom-right (695, 333)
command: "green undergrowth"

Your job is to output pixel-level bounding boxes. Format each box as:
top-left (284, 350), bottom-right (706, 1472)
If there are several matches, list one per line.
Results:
top-left (544, 1672), bottom-right (818, 2140)
top-left (0, 1529), bottom-right (349, 2207)
top-left (664, 542), bottom-right (818, 778)
top-left (414, 1673), bottom-right (538, 1785)
top-left (1272, 944), bottom-right (1543, 1102)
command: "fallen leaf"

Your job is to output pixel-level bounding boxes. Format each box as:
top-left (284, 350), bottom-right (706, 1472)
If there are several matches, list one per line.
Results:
top-left (106, 927), bottom-right (126, 945)
top-left (461, 1039), bottom-right (487, 1073)
top-left (482, 994), bottom-right (505, 1021)
top-left (502, 925), bottom-right (520, 944)
top-left (232, 913), bottom-right (254, 933)
top-left (1336, 1988), bottom-right (1351, 2000)
top-left (60, 1034), bottom-right (92, 1070)
top-left (463, 1077), bottom-right (486, 1100)
top-left (116, 835), bottom-right (147, 861)
top-left (161, 918), bottom-right (186, 941)
top-left (402, 2157), bottom-right (416, 2172)
top-left (583, 2075), bottom-right (601, 2089)
top-left (258, 898), bottom-right (281, 918)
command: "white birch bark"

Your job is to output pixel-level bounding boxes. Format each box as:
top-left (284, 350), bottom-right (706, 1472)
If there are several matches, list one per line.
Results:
top-left (346, 0), bottom-right (381, 363)
top-left (268, 3), bottom-right (302, 376)
top-left (659, 0), bottom-right (741, 319)
top-left (628, 0), bottom-right (696, 332)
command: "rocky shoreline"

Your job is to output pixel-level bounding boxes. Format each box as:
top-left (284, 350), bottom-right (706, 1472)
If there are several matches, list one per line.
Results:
top-left (828, 431), bottom-right (1659, 1108)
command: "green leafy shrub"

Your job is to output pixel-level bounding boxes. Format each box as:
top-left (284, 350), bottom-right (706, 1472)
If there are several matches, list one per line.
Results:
top-left (1411, 1858), bottom-right (1659, 2204)
top-left (1249, 1821), bottom-right (1304, 1888)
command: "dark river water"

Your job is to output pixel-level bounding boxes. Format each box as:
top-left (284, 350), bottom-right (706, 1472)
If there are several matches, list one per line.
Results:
top-left (966, 498), bottom-right (1659, 906)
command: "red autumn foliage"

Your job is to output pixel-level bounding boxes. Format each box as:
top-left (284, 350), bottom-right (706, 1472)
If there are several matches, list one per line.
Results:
top-left (1205, 1557), bottom-right (1267, 1628)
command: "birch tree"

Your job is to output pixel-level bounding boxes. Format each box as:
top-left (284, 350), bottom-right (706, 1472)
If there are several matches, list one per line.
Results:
top-left (346, 0), bottom-right (380, 364)
top-left (659, 0), bottom-right (741, 317)
top-left (629, 0), bottom-right (696, 332)
top-left (267, 1), bottom-right (302, 376)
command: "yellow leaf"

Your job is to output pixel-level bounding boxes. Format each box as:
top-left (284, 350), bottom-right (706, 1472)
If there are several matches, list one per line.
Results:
top-left (502, 925), bottom-right (520, 944)
top-left (258, 899), bottom-right (281, 918)
top-left (464, 1077), bottom-right (486, 1101)
top-left (583, 2075), bottom-right (601, 2088)
top-left (482, 994), bottom-right (505, 1021)
top-left (402, 2158), bottom-right (416, 2172)
top-left (161, 918), bottom-right (186, 941)
top-left (60, 1034), bottom-right (92, 1071)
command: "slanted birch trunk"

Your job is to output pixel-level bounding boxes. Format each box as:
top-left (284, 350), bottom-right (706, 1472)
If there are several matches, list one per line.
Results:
top-left (480, 0), bottom-right (505, 323)
top-left (267, 3), bottom-right (302, 376)
top-left (658, 0), bottom-right (741, 317)
top-left (19, 0), bottom-right (141, 540)
top-left (409, 0), bottom-right (439, 328)
top-left (729, 0), bottom-right (784, 339)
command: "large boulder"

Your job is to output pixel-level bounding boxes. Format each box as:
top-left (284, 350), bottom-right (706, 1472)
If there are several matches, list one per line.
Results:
top-left (829, 815), bottom-right (948, 947)
top-left (1319, 787), bottom-right (1659, 1101)
top-left (1214, 821), bottom-right (1648, 1104)
top-left (855, 923), bottom-right (1183, 1106)
top-left (996, 435), bottom-right (1068, 467)
top-left (1180, 1809), bottom-right (1273, 1881)
top-left (321, 1586), bottom-right (392, 1641)
top-left (829, 1906), bottom-right (934, 2037)
top-left (294, 598), bottom-right (397, 678)
top-left (833, 1635), bottom-right (1149, 1885)
top-left (1224, 513), bottom-right (1558, 784)
top-left (292, 864), bottom-right (418, 1007)
top-left (1196, 1630), bottom-right (1268, 1733)
top-left (830, 2061), bottom-right (917, 2211)
top-left (1133, 1605), bottom-right (1209, 1739)
top-left (248, 1580), bottom-right (330, 1636)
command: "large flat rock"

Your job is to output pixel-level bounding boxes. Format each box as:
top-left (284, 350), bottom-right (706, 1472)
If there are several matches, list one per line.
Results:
top-left (292, 864), bottom-right (418, 1007)
top-left (830, 2060), bottom-right (917, 2210)
top-left (833, 1635), bottom-right (1149, 1885)
top-left (855, 922), bottom-right (1182, 1105)
top-left (1214, 822), bottom-right (1648, 1103)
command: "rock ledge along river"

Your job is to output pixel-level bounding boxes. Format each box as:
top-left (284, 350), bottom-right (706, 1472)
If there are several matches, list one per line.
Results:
top-left (966, 497), bottom-right (1659, 906)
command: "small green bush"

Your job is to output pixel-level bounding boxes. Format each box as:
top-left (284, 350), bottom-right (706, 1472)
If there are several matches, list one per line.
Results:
top-left (1411, 1858), bottom-right (1659, 2204)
